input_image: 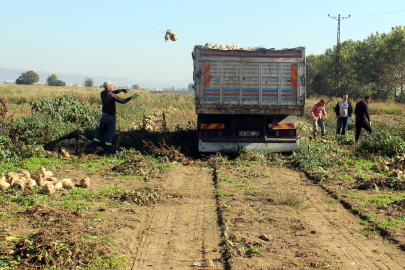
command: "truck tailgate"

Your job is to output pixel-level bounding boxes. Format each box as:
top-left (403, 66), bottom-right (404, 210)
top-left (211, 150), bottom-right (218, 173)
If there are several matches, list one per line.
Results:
top-left (193, 46), bottom-right (306, 115)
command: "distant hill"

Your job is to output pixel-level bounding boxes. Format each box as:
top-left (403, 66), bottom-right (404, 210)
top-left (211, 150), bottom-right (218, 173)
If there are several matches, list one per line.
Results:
top-left (0, 67), bottom-right (191, 88)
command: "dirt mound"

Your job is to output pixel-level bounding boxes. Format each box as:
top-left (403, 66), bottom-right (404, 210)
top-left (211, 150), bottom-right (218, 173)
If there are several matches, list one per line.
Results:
top-left (356, 177), bottom-right (405, 190)
top-left (20, 206), bottom-right (82, 224)
top-left (143, 139), bottom-right (192, 165)
top-left (112, 157), bottom-right (157, 178)
top-left (0, 228), bottom-right (105, 269)
top-left (107, 187), bottom-right (161, 206)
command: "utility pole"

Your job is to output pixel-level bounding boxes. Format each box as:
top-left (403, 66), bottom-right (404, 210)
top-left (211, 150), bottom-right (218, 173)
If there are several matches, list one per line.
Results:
top-left (328, 14), bottom-right (350, 96)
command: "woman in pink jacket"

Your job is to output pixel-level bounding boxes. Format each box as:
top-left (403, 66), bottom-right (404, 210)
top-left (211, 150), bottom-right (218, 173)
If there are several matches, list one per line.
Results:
top-left (310, 99), bottom-right (327, 137)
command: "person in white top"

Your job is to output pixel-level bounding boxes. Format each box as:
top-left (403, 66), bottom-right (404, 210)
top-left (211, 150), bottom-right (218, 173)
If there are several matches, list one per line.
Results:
top-left (334, 94), bottom-right (353, 135)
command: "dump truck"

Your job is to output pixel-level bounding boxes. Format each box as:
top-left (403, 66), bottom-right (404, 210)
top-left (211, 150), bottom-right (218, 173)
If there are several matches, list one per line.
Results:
top-left (192, 45), bottom-right (306, 153)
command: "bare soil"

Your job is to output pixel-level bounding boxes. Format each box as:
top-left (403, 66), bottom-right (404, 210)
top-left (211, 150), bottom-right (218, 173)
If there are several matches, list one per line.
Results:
top-left (2, 158), bottom-right (405, 269)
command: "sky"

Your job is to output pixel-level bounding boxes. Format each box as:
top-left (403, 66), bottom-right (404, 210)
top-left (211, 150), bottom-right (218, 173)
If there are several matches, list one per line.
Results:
top-left (1, 0), bottom-right (405, 87)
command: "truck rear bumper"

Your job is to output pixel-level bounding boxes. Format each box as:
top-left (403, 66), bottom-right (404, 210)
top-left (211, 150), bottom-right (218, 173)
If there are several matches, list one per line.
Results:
top-left (198, 139), bottom-right (300, 153)
top-left (201, 138), bottom-right (297, 143)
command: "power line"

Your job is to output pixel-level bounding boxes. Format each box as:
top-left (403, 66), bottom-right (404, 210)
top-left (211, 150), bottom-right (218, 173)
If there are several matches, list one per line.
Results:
top-left (351, 9), bottom-right (405, 16)
top-left (302, 17), bottom-right (329, 45)
top-left (329, 14), bottom-right (350, 96)
top-left (305, 20), bottom-right (335, 50)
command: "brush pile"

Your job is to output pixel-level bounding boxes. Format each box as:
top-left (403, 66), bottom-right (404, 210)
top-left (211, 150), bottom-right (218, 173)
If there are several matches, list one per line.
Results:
top-left (109, 187), bottom-right (161, 206)
top-left (0, 167), bottom-right (90, 194)
top-left (0, 228), bottom-right (106, 269)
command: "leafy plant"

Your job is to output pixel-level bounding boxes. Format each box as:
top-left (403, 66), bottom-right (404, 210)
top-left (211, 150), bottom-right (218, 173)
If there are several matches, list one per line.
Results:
top-left (14, 95), bottom-right (99, 146)
top-left (355, 126), bottom-right (405, 157)
top-left (292, 138), bottom-right (341, 171)
top-left (30, 95), bottom-right (100, 127)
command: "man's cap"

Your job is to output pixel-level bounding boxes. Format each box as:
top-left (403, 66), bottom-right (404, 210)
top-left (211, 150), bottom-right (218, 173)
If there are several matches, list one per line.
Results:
top-left (103, 81), bottom-right (114, 88)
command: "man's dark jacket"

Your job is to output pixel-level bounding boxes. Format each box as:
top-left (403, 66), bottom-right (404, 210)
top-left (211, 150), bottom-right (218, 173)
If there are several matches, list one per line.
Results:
top-left (354, 100), bottom-right (371, 122)
top-left (101, 89), bottom-right (132, 116)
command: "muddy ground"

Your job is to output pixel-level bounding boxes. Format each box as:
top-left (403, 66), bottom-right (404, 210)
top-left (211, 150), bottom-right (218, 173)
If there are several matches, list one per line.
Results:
top-left (1, 155), bottom-right (405, 270)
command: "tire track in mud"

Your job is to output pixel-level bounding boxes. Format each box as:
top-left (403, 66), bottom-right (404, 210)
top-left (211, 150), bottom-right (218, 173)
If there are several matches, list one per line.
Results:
top-left (212, 163), bottom-right (405, 269)
top-left (212, 165), bottom-right (232, 270)
top-left (320, 183), bottom-right (405, 251)
top-left (128, 165), bottom-right (223, 270)
top-left (302, 187), bottom-right (405, 269)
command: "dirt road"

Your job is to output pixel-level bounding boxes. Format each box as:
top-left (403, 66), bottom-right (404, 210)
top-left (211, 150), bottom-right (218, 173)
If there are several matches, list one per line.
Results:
top-left (127, 166), bottom-right (222, 269)
top-left (3, 160), bottom-right (405, 269)
top-left (122, 163), bottom-right (405, 269)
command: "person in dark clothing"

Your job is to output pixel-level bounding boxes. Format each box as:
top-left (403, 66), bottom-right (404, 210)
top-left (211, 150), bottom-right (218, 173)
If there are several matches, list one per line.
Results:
top-left (335, 94), bottom-right (353, 135)
top-left (88, 81), bottom-right (138, 154)
top-left (354, 95), bottom-right (372, 142)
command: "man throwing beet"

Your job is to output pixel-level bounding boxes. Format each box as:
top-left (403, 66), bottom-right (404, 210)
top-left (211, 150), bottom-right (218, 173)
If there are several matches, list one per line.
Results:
top-left (354, 95), bottom-right (372, 142)
top-left (88, 81), bottom-right (138, 154)
top-left (310, 99), bottom-right (327, 137)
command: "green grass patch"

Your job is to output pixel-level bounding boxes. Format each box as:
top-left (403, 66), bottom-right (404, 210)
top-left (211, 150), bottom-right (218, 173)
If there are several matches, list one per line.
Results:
top-left (93, 212), bottom-right (106, 221)
top-left (218, 177), bottom-right (234, 183)
top-left (377, 218), bottom-right (405, 230)
top-left (0, 188), bottom-right (52, 207)
top-left (18, 194), bottom-right (52, 207)
top-left (100, 186), bottom-right (124, 195)
top-left (347, 193), bottom-right (405, 206)
top-left (74, 157), bottom-right (123, 173)
top-left (236, 183), bottom-right (250, 189)
top-left (0, 212), bottom-right (16, 221)
top-left (346, 159), bottom-right (376, 171)
top-left (213, 189), bottom-right (232, 197)
top-left (54, 201), bottom-right (92, 210)
top-left (0, 156), bottom-right (64, 175)
top-left (54, 188), bottom-right (97, 201)
top-left (325, 199), bottom-right (338, 204)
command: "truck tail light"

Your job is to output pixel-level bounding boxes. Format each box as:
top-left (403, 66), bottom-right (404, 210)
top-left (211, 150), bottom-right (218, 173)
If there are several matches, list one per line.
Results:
top-left (277, 130), bottom-right (296, 137)
top-left (201, 130), bottom-right (222, 137)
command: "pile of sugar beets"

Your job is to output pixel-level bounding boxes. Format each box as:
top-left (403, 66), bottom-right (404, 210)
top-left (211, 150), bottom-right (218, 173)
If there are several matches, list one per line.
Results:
top-left (53, 135), bottom-right (96, 157)
top-left (0, 167), bottom-right (90, 194)
top-left (373, 155), bottom-right (405, 178)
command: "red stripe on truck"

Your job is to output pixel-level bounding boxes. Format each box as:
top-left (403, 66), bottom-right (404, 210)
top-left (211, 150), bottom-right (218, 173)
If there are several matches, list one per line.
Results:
top-left (200, 53), bottom-right (302, 58)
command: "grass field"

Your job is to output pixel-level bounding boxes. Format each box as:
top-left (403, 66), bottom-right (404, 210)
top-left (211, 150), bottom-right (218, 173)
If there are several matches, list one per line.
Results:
top-left (2, 84), bottom-right (405, 269)
top-left (0, 84), bottom-right (195, 127)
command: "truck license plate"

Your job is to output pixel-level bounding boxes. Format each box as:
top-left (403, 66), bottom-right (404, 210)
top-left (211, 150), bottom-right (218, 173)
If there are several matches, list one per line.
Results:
top-left (238, 131), bottom-right (260, 136)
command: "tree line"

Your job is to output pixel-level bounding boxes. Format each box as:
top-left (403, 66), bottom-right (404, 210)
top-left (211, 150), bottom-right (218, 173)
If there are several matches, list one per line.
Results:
top-left (15, 71), bottom-right (143, 89)
top-left (16, 71), bottom-right (67, 86)
top-left (307, 26), bottom-right (405, 101)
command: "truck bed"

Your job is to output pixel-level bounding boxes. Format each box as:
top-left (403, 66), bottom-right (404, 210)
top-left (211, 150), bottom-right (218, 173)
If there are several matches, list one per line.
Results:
top-left (193, 46), bottom-right (306, 115)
